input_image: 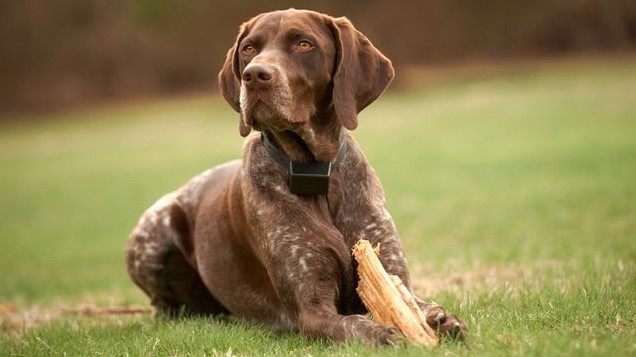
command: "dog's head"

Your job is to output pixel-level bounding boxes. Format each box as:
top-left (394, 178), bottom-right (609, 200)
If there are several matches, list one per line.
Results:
top-left (218, 9), bottom-right (394, 137)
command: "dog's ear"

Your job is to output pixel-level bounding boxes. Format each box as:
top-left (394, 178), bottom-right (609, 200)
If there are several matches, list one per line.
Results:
top-left (218, 19), bottom-right (258, 137)
top-left (326, 17), bottom-right (395, 131)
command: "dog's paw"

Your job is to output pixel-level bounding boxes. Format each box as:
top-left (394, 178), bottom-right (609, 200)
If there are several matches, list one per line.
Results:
top-left (343, 315), bottom-right (402, 346)
top-left (360, 324), bottom-right (401, 346)
top-left (420, 303), bottom-right (467, 340)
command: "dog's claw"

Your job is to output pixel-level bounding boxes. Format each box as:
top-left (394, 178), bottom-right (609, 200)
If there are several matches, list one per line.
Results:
top-left (369, 325), bottom-right (402, 346)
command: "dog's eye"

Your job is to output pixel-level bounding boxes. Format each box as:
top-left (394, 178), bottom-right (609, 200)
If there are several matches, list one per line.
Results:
top-left (296, 40), bottom-right (314, 52)
top-left (242, 45), bottom-right (257, 55)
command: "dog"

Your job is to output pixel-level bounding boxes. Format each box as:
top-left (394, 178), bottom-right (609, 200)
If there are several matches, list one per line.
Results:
top-left (126, 9), bottom-right (466, 345)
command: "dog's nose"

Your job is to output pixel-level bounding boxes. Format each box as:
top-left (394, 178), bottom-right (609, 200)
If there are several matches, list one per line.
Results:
top-left (242, 63), bottom-right (274, 88)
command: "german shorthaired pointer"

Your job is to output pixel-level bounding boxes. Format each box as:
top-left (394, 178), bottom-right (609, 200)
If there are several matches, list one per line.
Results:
top-left (126, 9), bottom-right (466, 345)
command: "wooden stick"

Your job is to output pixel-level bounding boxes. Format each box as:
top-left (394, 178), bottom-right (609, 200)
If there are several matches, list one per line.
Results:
top-left (353, 239), bottom-right (438, 347)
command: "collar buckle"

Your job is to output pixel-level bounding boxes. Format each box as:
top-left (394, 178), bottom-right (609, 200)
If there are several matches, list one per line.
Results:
top-left (261, 132), bottom-right (346, 196)
top-left (289, 161), bottom-right (331, 195)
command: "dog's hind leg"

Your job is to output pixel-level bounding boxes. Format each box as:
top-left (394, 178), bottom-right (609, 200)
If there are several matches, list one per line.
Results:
top-left (125, 192), bottom-right (228, 317)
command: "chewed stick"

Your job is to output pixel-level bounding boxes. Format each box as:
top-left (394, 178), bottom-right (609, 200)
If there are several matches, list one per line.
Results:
top-left (352, 239), bottom-right (438, 347)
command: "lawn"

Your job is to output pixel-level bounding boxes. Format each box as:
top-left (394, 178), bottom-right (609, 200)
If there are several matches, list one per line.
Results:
top-left (1, 58), bottom-right (635, 355)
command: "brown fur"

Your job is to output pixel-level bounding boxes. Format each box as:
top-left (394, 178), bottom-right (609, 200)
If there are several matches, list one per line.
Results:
top-left (126, 9), bottom-right (465, 345)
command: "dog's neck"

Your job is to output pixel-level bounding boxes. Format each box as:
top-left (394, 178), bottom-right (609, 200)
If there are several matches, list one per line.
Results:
top-left (265, 115), bottom-right (345, 163)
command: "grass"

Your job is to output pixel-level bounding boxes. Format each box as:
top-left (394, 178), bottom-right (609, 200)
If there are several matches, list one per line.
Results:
top-left (1, 57), bottom-right (635, 355)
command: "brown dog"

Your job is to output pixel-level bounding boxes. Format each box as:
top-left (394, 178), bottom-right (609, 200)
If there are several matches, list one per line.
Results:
top-left (126, 9), bottom-right (466, 345)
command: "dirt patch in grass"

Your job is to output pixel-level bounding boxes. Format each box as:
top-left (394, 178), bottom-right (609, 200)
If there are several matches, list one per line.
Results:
top-left (0, 302), bottom-right (150, 334)
top-left (410, 260), bottom-right (569, 300)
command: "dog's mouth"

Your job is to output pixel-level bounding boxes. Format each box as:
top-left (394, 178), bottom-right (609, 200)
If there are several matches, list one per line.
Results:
top-left (240, 86), bottom-right (299, 131)
top-left (251, 99), bottom-right (282, 121)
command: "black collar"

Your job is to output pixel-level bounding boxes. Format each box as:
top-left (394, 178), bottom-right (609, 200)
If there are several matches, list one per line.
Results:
top-left (261, 132), bottom-right (347, 195)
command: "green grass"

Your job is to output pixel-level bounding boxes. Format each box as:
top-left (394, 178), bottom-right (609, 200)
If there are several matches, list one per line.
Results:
top-left (1, 58), bottom-right (635, 355)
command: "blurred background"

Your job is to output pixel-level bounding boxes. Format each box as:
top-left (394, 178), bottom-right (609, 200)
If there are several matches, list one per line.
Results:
top-left (1, 0), bottom-right (635, 116)
top-left (2, 2), bottom-right (636, 354)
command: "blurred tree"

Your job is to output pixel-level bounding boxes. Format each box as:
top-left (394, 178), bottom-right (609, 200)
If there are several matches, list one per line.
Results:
top-left (0, 0), bottom-right (634, 116)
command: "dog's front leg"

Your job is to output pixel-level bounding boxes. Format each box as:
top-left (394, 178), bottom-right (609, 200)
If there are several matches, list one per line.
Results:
top-left (251, 206), bottom-right (400, 345)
